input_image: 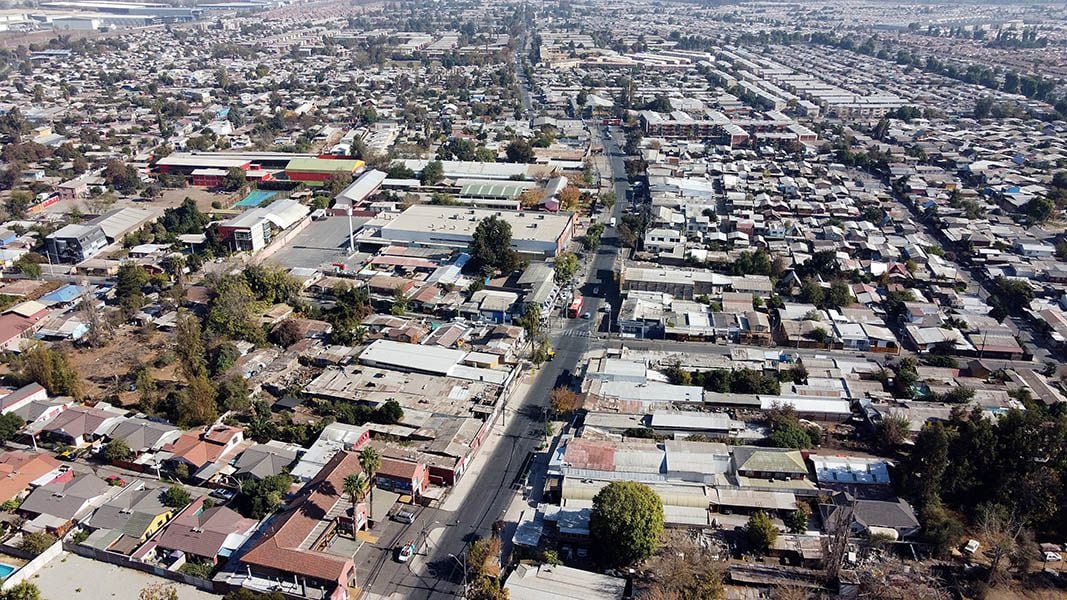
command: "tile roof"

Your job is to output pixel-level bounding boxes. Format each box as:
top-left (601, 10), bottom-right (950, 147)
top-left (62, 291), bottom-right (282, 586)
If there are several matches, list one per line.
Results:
top-left (240, 451), bottom-right (363, 583)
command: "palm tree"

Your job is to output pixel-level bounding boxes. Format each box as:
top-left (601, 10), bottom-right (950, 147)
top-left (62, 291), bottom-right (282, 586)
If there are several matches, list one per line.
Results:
top-left (358, 447), bottom-right (381, 525)
top-left (342, 473), bottom-right (368, 537)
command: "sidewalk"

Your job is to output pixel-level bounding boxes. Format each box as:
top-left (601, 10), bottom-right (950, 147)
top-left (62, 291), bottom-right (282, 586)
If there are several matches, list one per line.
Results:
top-left (439, 369), bottom-right (537, 513)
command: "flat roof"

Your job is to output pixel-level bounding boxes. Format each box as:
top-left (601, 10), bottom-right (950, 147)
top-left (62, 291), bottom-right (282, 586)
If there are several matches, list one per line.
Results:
top-left (379, 205), bottom-right (572, 245)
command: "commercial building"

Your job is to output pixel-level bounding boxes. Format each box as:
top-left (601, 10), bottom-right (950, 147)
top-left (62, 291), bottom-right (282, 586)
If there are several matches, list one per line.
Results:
top-left (217, 198), bottom-right (309, 252)
top-left (367, 205), bottom-right (574, 258)
top-left (45, 223), bottom-right (108, 263)
top-left (284, 157), bottom-right (365, 183)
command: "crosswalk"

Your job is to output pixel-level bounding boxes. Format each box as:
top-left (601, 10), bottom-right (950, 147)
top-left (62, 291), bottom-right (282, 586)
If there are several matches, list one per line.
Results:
top-left (560, 328), bottom-right (594, 338)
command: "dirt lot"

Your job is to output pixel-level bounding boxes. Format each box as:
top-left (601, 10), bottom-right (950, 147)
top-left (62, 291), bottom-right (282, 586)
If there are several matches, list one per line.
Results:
top-left (65, 325), bottom-right (179, 403)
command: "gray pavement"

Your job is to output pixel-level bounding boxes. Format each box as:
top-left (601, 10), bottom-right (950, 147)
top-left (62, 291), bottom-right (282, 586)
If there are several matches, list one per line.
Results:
top-left (355, 122), bottom-right (631, 600)
top-left (267, 215), bottom-right (369, 270)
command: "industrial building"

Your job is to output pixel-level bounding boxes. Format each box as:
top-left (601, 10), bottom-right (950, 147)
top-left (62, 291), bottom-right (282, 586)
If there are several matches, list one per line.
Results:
top-left (363, 205), bottom-right (574, 258)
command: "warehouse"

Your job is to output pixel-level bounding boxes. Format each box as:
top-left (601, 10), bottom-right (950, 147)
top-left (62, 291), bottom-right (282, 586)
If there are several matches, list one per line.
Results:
top-left (368, 205), bottom-right (574, 258)
top-left (284, 157), bottom-right (364, 183)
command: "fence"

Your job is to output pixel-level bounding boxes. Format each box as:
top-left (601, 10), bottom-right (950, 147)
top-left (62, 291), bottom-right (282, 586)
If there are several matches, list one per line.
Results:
top-left (63, 541), bottom-right (221, 593)
top-left (1, 540), bottom-right (63, 590)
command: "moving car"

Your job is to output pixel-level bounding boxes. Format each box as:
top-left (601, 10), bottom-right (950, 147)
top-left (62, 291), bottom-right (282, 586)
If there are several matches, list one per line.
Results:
top-left (581, 312), bottom-right (591, 319)
top-left (394, 508), bottom-right (416, 524)
top-left (397, 541), bottom-right (416, 563)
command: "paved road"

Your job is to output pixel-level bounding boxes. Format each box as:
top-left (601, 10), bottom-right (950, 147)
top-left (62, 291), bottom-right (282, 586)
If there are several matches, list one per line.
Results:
top-left (356, 121), bottom-right (630, 600)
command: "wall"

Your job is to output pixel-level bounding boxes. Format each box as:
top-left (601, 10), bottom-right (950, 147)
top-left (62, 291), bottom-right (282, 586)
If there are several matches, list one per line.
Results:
top-left (251, 215), bottom-right (312, 265)
top-left (63, 541), bottom-right (221, 592)
top-left (1, 540), bottom-right (63, 590)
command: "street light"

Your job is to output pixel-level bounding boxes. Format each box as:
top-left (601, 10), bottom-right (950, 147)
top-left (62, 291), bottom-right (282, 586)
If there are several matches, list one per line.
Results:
top-left (448, 552), bottom-right (468, 598)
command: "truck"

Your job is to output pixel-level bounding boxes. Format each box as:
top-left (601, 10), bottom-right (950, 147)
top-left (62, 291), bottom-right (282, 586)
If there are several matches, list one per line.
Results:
top-left (566, 295), bottom-right (584, 319)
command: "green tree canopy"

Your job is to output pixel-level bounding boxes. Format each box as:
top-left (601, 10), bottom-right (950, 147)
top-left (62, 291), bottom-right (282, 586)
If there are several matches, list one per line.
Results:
top-left (468, 215), bottom-right (519, 275)
top-left (745, 511), bottom-right (778, 552)
top-left (589, 481), bottom-right (664, 566)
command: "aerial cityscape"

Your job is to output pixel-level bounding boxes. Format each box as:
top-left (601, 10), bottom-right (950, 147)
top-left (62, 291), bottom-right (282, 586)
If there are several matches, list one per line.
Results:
top-left (0, 0), bottom-right (1065, 599)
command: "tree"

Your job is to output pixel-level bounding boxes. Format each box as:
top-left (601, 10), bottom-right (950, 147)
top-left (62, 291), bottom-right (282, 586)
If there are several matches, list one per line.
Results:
top-left (236, 473), bottom-right (292, 519)
top-left (103, 439), bottom-right (132, 462)
top-left (1023, 196), bottom-right (1054, 223)
top-left (553, 252), bottom-right (579, 286)
top-left (19, 531), bottom-right (57, 555)
top-left (359, 447), bottom-right (381, 525)
top-left (557, 185), bottom-right (581, 211)
top-left (343, 472), bottom-right (369, 536)
top-left (469, 215), bottom-right (519, 275)
top-left (977, 503), bottom-right (1031, 584)
top-left (0, 413), bottom-right (24, 446)
top-left (2, 582), bottom-right (42, 600)
top-left (745, 511), bottom-right (778, 553)
top-left (799, 278), bottom-right (824, 306)
top-left (161, 485), bottom-right (192, 508)
top-left (223, 167), bottom-right (246, 192)
top-left (5, 191), bottom-right (34, 218)
top-left (175, 376), bottom-right (218, 427)
top-left (514, 303), bottom-right (542, 338)
top-left (505, 138), bottom-right (535, 163)
top-left (874, 413), bottom-right (911, 449)
top-left (589, 481), bottom-right (664, 566)
top-left (217, 377), bottom-right (251, 412)
top-left (175, 312), bottom-right (208, 381)
top-left (549, 387), bottom-right (581, 416)
top-left (206, 274), bottom-right (264, 343)
top-left (15, 344), bottom-right (82, 399)
top-left (13, 255), bottom-right (41, 279)
top-left (270, 319), bottom-right (303, 348)
top-left (115, 263), bottom-right (150, 313)
top-left (103, 159), bottom-right (139, 191)
top-left (601, 190), bottom-right (617, 209)
top-left (787, 504), bottom-right (810, 534)
top-left (828, 281), bottom-right (852, 308)
top-left (420, 160), bottom-right (444, 185)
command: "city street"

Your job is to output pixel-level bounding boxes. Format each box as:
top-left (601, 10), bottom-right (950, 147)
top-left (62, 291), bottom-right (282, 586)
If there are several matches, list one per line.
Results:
top-left (354, 121), bottom-right (630, 600)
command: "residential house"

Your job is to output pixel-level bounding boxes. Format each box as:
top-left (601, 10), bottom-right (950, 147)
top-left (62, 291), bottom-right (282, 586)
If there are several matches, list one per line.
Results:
top-left (147, 496), bottom-right (258, 565)
top-left (0, 450), bottom-right (63, 503)
top-left (238, 452), bottom-right (364, 600)
top-left (81, 482), bottom-right (175, 555)
top-left (160, 425), bottom-right (244, 482)
top-left (40, 403), bottom-right (127, 447)
top-left (233, 441), bottom-right (300, 481)
top-left (19, 473), bottom-right (117, 534)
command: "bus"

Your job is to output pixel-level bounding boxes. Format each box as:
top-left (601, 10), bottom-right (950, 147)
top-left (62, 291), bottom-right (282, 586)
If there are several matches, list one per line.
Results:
top-left (566, 296), bottom-right (584, 319)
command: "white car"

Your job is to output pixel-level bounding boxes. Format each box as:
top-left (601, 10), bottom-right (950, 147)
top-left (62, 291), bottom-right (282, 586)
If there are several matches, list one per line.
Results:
top-left (397, 541), bottom-right (416, 563)
top-left (1045, 551), bottom-right (1063, 562)
top-left (394, 508), bottom-right (416, 524)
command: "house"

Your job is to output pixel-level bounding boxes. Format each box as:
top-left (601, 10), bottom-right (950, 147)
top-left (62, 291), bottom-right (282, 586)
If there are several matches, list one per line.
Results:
top-left (40, 402), bottom-right (127, 447)
top-left (0, 301), bottom-right (51, 352)
top-left (147, 496), bottom-right (257, 565)
top-left (160, 425), bottom-right (244, 481)
top-left (0, 383), bottom-right (49, 413)
top-left (238, 452), bottom-right (364, 600)
top-left (81, 482), bottom-right (175, 555)
top-left (732, 446), bottom-right (809, 481)
top-left (504, 563), bottom-right (626, 600)
top-left (233, 441), bottom-right (300, 481)
top-left (374, 456), bottom-right (427, 498)
top-left (107, 418), bottom-right (182, 455)
top-left (0, 450), bottom-right (63, 503)
top-left (19, 473), bottom-right (117, 534)
top-left (822, 491), bottom-right (920, 540)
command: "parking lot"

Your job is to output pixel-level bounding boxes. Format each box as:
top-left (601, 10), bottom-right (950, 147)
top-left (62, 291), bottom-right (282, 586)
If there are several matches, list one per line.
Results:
top-left (267, 215), bottom-right (370, 270)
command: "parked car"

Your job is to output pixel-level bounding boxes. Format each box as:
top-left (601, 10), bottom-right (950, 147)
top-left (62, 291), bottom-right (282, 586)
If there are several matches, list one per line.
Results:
top-left (396, 541), bottom-right (416, 563)
top-left (210, 488), bottom-right (236, 501)
top-left (1045, 552), bottom-right (1063, 562)
top-left (581, 312), bottom-right (591, 319)
top-left (394, 508), bottom-right (416, 524)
